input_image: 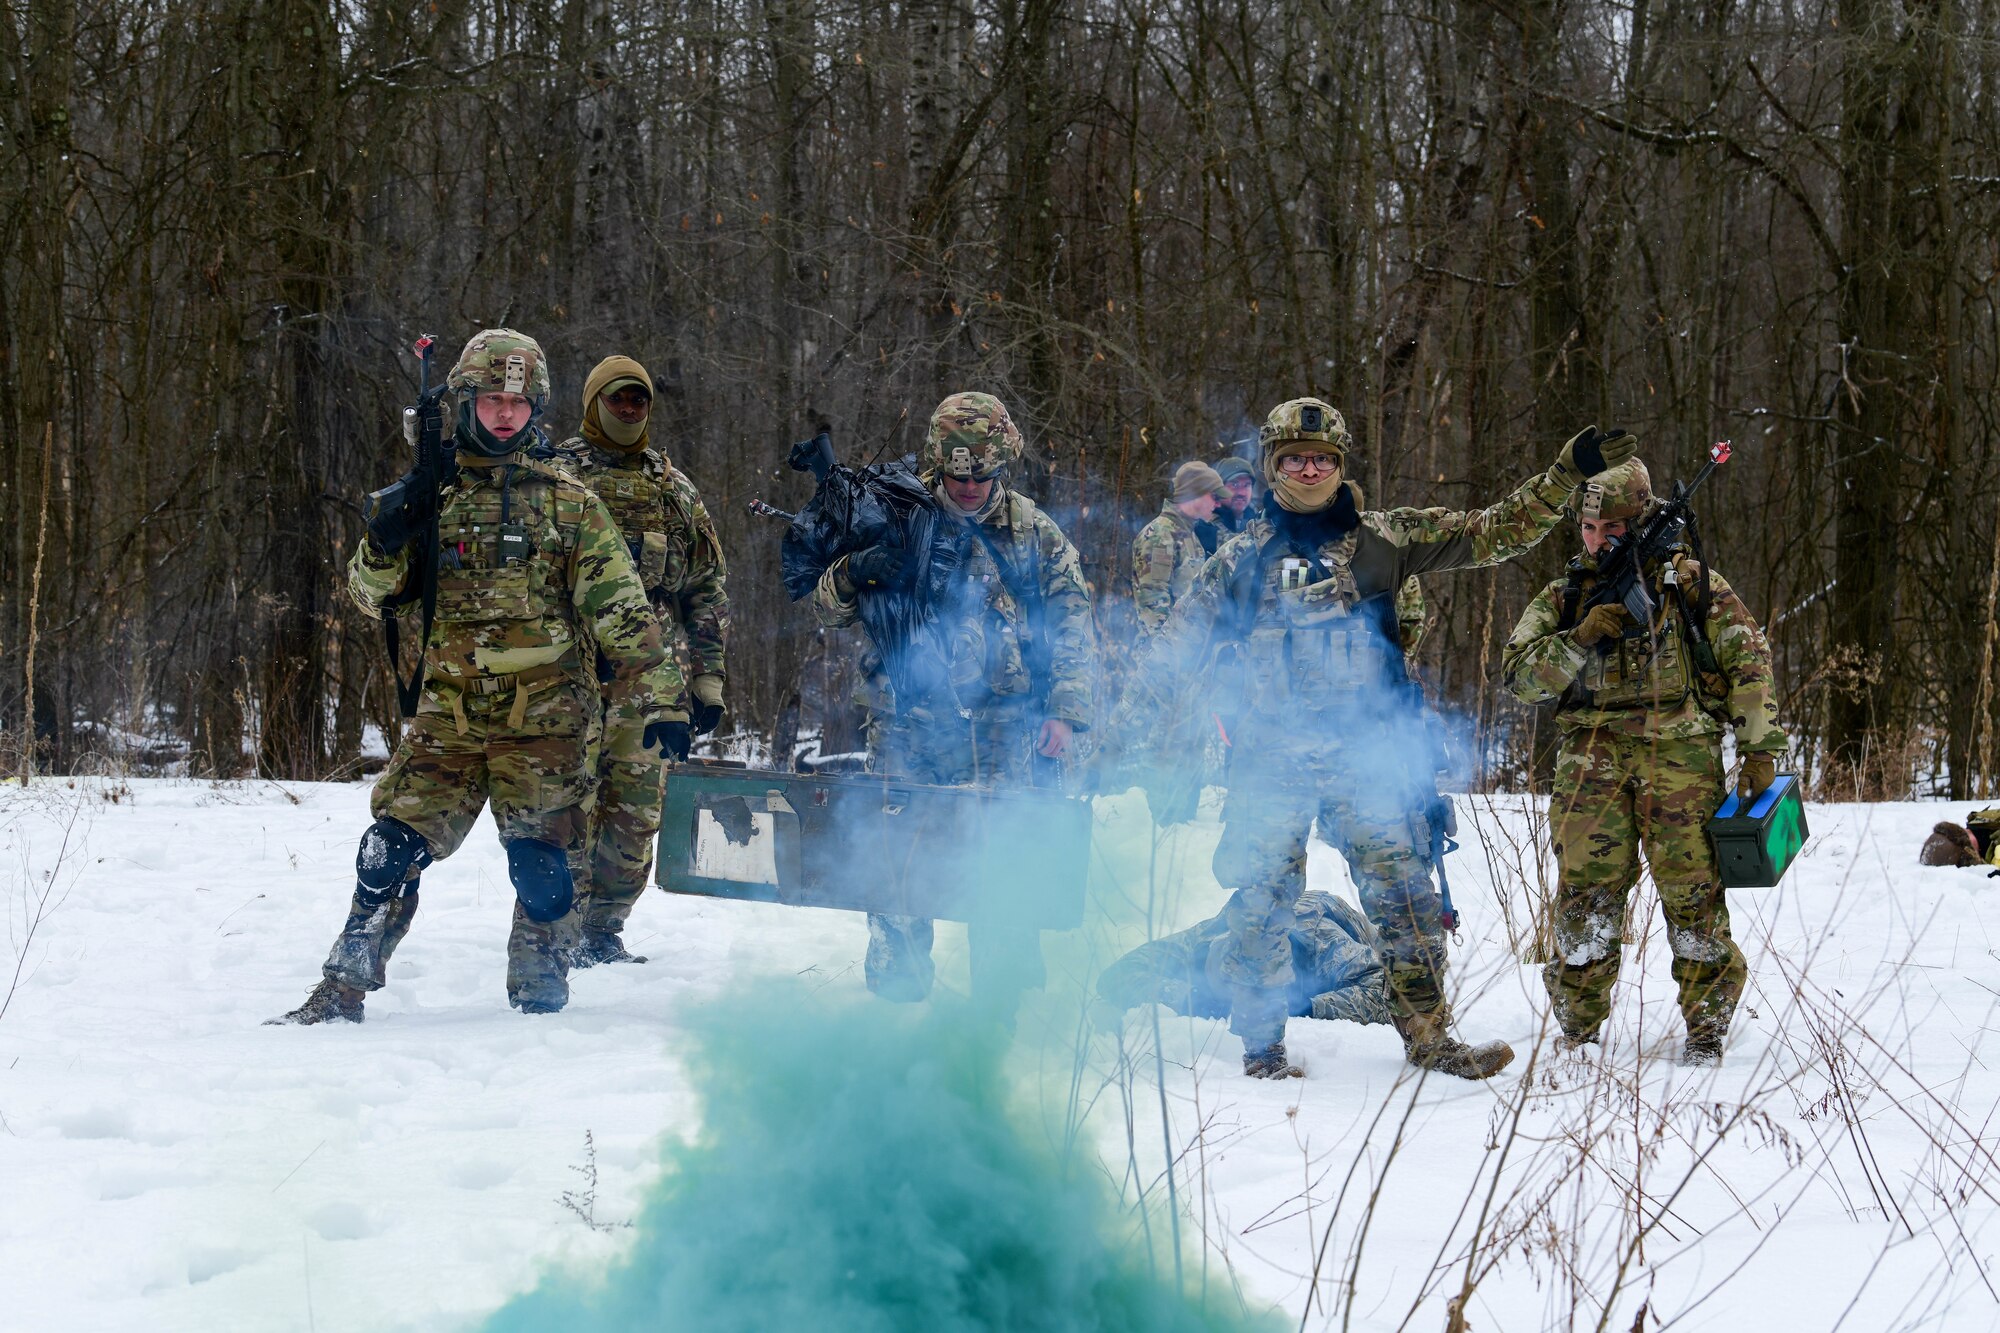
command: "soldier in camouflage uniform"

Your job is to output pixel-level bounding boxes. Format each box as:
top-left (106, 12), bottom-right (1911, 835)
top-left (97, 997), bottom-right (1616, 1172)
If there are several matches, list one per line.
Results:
top-left (534, 355), bottom-right (730, 968)
top-left (1213, 456), bottom-right (1258, 535)
top-left (1121, 398), bottom-right (1633, 1078)
top-left (1095, 890), bottom-right (1396, 1030)
top-left (269, 330), bottom-right (680, 1024)
top-left (1132, 461), bottom-right (1229, 638)
top-left (813, 391), bottom-right (1097, 1001)
top-left (1501, 458), bottom-right (1786, 1066)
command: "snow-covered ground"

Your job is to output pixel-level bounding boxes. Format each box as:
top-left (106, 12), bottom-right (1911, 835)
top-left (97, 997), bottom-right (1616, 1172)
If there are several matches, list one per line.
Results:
top-left (3, 777), bottom-right (1997, 1331)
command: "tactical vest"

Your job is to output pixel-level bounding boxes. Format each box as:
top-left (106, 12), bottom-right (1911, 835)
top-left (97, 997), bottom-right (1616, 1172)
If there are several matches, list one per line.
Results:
top-left (1553, 560), bottom-right (1712, 713)
top-left (1226, 526), bottom-right (1407, 711)
top-left (432, 462), bottom-right (570, 628)
top-left (577, 451), bottom-right (676, 593)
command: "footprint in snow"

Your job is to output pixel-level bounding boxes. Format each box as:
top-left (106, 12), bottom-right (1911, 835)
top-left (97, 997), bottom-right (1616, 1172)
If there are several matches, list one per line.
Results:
top-left (306, 1199), bottom-right (379, 1241)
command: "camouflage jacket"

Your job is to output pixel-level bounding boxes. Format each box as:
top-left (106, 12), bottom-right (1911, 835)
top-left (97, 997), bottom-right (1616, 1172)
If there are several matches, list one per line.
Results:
top-left (1123, 467), bottom-right (1575, 731)
top-left (1501, 552), bottom-right (1787, 752)
top-left (349, 451), bottom-right (682, 718)
top-left (1131, 502), bottom-right (1206, 637)
top-left (813, 485), bottom-right (1098, 729)
top-left (536, 436), bottom-right (729, 682)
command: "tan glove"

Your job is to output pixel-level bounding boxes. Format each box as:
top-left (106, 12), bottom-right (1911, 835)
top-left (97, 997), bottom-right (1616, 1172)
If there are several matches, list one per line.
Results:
top-left (1737, 752), bottom-right (1778, 801)
top-left (1552, 426), bottom-right (1638, 489)
top-left (1572, 602), bottom-right (1627, 648)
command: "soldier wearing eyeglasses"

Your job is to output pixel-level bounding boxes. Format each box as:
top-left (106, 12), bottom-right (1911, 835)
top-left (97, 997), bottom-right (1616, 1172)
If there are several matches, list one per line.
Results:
top-left (1118, 398), bottom-right (1634, 1079)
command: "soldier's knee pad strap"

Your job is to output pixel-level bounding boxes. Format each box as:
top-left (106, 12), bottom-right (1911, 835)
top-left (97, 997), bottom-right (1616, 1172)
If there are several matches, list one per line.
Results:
top-left (507, 838), bottom-right (575, 922)
top-left (356, 817), bottom-right (433, 895)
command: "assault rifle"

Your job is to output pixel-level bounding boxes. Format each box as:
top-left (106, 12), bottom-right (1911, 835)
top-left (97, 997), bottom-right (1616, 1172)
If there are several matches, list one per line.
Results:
top-left (364, 334), bottom-right (454, 716)
top-left (1578, 439), bottom-right (1732, 650)
top-left (752, 430), bottom-right (973, 722)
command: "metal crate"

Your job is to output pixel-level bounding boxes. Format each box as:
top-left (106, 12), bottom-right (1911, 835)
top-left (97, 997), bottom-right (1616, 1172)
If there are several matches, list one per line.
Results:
top-left (656, 761), bottom-right (1091, 932)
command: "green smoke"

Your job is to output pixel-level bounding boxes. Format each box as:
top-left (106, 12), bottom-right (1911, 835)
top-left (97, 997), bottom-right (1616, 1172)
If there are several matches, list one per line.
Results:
top-left (480, 986), bottom-right (1283, 1333)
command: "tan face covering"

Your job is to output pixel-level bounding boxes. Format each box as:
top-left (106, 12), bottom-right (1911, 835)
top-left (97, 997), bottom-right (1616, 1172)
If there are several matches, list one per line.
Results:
top-left (579, 355), bottom-right (653, 453)
top-left (1270, 470), bottom-right (1343, 513)
top-left (585, 396), bottom-right (649, 449)
top-left (1264, 439), bottom-right (1348, 513)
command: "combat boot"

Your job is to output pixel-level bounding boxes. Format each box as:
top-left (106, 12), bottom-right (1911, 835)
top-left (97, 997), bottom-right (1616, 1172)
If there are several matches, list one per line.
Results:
top-left (1394, 1010), bottom-right (1515, 1080)
top-left (570, 929), bottom-right (647, 968)
top-left (1678, 1030), bottom-right (1725, 1067)
top-left (265, 977), bottom-right (365, 1025)
top-left (1243, 1043), bottom-right (1304, 1079)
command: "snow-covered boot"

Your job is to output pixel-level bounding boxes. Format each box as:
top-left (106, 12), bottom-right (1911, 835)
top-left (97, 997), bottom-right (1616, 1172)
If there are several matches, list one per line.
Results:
top-left (1243, 1042), bottom-right (1304, 1079)
top-left (265, 978), bottom-right (365, 1025)
top-left (570, 929), bottom-right (647, 968)
top-left (1394, 1009), bottom-right (1515, 1080)
top-left (1678, 1029), bottom-right (1725, 1067)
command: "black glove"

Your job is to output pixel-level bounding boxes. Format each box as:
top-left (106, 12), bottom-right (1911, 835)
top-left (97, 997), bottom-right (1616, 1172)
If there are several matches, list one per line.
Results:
top-left (365, 478), bottom-right (429, 555)
top-left (1555, 426), bottom-right (1637, 485)
top-left (688, 674), bottom-right (725, 736)
top-left (847, 545), bottom-right (911, 590)
top-left (643, 719), bottom-right (692, 761)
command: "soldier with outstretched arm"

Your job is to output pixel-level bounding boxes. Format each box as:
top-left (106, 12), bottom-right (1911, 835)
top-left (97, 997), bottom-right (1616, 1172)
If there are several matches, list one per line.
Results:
top-left (1120, 398), bottom-right (1635, 1078)
top-left (1501, 457), bottom-right (1786, 1065)
top-left (270, 330), bottom-right (681, 1024)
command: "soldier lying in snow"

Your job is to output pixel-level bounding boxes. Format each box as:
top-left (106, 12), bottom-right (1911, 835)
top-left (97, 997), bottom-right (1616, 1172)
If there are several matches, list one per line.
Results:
top-left (1095, 891), bottom-right (1396, 1030)
top-left (1921, 810), bottom-right (2000, 868)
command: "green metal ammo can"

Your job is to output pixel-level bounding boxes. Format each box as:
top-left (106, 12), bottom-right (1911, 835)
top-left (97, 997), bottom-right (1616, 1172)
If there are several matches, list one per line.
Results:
top-left (1706, 773), bottom-right (1809, 889)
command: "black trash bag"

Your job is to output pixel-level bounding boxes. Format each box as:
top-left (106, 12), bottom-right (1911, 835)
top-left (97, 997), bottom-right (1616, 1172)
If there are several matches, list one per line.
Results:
top-left (777, 432), bottom-right (974, 715)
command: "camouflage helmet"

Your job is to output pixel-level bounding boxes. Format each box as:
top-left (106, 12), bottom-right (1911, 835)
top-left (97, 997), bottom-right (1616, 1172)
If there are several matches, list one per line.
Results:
top-left (448, 328), bottom-right (551, 403)
top-left (1258, 398), bottom-right (1353, 480)
top-left (924, 391), bottom-right (1024, 480)
top-left (1576, 458), bottom-right (1653, 523)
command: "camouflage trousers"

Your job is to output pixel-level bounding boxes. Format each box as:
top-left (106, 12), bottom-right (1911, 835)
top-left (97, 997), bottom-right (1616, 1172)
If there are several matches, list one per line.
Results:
top-left (1211, 722), bottom-right (1447, 1050)
top-left (329, 673), bottom-right (592, 1008)
top-left (574, 674), bottom-right (669, 937)
top-left (1546, 729), bottom-right (1745, 1042)
top-left (863, 702), bottom-right (1045, 1003)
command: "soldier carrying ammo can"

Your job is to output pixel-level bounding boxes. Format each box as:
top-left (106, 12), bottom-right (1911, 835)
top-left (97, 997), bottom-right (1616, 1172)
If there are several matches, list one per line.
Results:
top-left (1502, 454), bottom-right (1788, 1066)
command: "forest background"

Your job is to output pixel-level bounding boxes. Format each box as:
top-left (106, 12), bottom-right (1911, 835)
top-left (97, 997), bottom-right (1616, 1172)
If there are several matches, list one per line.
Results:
top-left (0, 0), bottom-right (1986, 797)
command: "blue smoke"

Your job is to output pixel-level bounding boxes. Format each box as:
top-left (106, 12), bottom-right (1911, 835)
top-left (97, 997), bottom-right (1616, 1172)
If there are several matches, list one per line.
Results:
top-left (479, 987), bottom-right (1284, 1333)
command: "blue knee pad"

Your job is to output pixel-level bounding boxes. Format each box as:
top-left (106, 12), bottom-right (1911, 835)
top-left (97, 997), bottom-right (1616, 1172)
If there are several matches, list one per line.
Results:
top-left (506, 839), bottom-right (575, 923)
top-left (355, 817), bottom-right (433, 897)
